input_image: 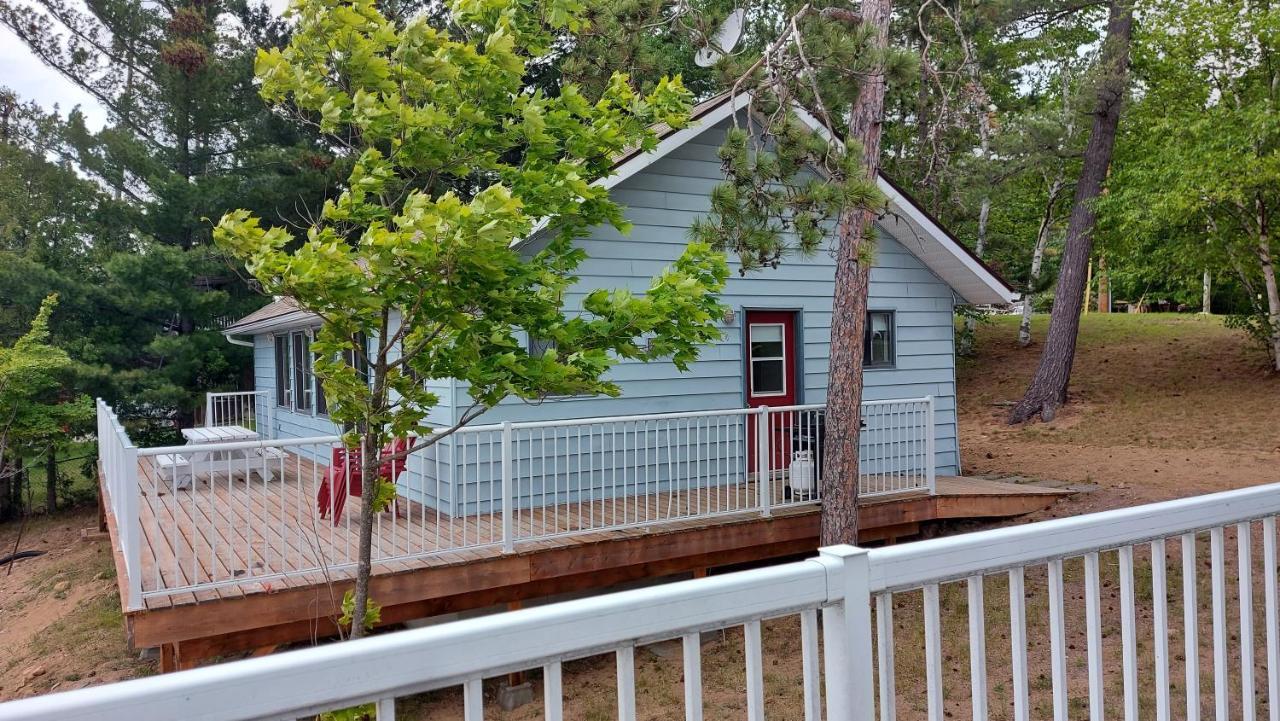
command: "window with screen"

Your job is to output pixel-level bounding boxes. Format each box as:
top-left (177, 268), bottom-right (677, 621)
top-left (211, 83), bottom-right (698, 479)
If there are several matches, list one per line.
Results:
top-left (865, 311), bottom-right (895, 368)
top-left (292, 332), bottom-right (313, 412)
top-left (274, 335), bottom-right (293, 408)
top-left (749, 323), bottom-right (786, 396)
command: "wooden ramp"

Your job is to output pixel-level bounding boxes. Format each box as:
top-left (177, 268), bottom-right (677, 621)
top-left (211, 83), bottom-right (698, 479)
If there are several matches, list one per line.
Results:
top-left (102, 471), bottom-right (1069, 670)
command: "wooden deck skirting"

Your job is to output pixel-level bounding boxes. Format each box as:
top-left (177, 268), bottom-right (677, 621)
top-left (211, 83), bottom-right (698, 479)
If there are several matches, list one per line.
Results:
top-left (99, 457), bottom-right (1068, 670)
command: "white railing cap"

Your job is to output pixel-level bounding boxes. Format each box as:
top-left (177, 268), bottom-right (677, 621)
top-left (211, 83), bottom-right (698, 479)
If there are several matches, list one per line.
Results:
top-left (0, 560), bottom-right (829, 721)
top-left (866, 481), bottom-right (1280, 591)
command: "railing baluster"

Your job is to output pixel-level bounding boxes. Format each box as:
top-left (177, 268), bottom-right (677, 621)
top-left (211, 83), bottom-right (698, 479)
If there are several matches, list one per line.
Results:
top-left (463, 678), bottom-right (483, 721)
top-left (801, 608), bottom-right (821, 721)
top-left (375, 697), bottom-right (395, 720)
top-left (745, 619), bottom-right (765, 721)
top-left (1238, 522), bottom-right (1256, 721)
top-left (1119, 545), bottom-right (1138, 721)
top-left (616, 646), bottom-right (636, 721)
top-left (1009, 567), bottom-right (1029, 721)
top-left (1184, 532), bottom-right (1202, 721)
top-left (544, 661), bottom-right (563, 721)
top-left (1265, 516), bottom-right (1279, 721)
top-left (1211, 526), bottom-right (1228, 721)
top-left (501, 422), bottom-right (513, 553)
top-left (876, 592), bottom-right (897, 721)
top-left (1151, 538), bottom-right (1171, 721)
top-left (1047, 560), bottom-right (1068, 721)
top-left (924, 583), bottom-right (944, 721)
top-left (682, 633), bottom-right (703, 721)
top-left (1085, 551), bottom-right (1104, 721)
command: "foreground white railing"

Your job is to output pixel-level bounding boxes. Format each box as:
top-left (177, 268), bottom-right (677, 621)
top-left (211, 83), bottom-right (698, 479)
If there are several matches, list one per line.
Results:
top-left (204, 390), bottom-right (273, 437)
top-left (7, 481), bottom-right (1280, 721)
top-left (97, 397), bottom-right (935, 604)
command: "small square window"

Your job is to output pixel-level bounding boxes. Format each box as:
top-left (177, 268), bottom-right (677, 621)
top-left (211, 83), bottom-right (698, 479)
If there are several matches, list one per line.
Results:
top-left (865, 311), bottom-right (895, 368)
top-left (749, 323), bottom-right (787, 396)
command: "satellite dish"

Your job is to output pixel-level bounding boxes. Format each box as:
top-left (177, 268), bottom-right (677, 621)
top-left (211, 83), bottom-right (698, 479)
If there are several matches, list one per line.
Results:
top-left (694, 8), bottom-right (745, 67)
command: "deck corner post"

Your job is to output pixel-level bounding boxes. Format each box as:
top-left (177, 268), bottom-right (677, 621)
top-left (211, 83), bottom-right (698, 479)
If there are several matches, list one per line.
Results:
top-left (501, 420), bottom-right (514, 553)
top-left (924, 395), bottom-right (936, 495)
top-left (756, 407), bottom-right (771, 517)
top-left (204, 393), bottom-right (213, 428)
top-left (816, 544), bottom-right (875, 721)
top-left (123, 443), bottom-right (143, 611)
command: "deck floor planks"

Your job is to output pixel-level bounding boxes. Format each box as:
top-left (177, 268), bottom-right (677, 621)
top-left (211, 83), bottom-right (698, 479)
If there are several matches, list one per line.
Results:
top-left (119, 456), bottom-right (1062, 612)
top-left (137, 464), bottom-right (222, 605)
top-left (140, 461), bottom-right (244, 603)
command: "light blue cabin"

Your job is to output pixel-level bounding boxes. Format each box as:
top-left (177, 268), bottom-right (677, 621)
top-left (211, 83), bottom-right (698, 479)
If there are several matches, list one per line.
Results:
top-left (222, 93), bottom-right (1016, 518)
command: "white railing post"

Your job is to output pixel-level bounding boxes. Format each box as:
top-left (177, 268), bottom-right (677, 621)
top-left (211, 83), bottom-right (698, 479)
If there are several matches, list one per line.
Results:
top-left (205, 394), bottom-right (214, 428)
top-left (817, 544), bottom-right (875, 721)
top-left (924, 395), bottom-right (936, 495)
top-left (122, 442), bottom-right (142, 611)
top-left (501, 421), bottom-right (514, 553)
top-left (756, 407), bottom-right (771, 517)
top-left (266, 394), bottom-right (275, 439)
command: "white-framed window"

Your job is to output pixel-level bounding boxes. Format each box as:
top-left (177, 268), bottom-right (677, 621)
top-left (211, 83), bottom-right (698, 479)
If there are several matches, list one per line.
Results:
top-left (865, 311), bottom-right (895, 368)
top-left (748, 323), bottom-right (787, 397)
top-left (275, 329), bottom-right (324, 414)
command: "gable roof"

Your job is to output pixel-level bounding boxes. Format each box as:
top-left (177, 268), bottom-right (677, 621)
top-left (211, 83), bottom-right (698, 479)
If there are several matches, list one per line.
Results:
top-left (227, 92), bottom-right (1016, 334)
top-left (605, 92), bottom-right (1017, 304)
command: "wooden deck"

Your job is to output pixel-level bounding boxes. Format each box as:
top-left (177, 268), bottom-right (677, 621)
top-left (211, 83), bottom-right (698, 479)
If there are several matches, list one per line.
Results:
top-left (104, 455), bottom-right (1070, 669)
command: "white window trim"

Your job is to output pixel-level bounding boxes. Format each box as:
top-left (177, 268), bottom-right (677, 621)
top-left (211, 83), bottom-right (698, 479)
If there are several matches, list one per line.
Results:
top-left (865, 310), bottom-right (896, 369)
top-left (275, 329), bottom-right (326, 417)
top-left (748, 322), bottom-right (788, 398)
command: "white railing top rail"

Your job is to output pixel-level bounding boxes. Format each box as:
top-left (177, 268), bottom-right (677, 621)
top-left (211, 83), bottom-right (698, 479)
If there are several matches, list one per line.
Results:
top-left (0, 559), bottom-right (832, 721)
top-left (441, 396), bottom-right (934, 434)
top-left (137, 435), bottom-right (343, 457)
top-left (866, 480), bottom-right (1280, 592)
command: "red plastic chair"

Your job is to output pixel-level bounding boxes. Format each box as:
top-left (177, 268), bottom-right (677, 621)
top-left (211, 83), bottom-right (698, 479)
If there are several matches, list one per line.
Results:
top-left (318, 438), bottom-right (411, 524)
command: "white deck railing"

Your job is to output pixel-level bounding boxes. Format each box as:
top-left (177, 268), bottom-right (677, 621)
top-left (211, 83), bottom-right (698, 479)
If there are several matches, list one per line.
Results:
top-left (98, 397), bottom-right (935, 607)
top-left (204, 390), bottom-right (273, 437)
top-left (95, 399), bottom-right (142, 610)
top-left (6, 481), bottom-right (1280, 721)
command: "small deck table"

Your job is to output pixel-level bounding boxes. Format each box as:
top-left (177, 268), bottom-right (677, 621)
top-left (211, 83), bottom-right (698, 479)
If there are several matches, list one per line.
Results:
top-left (159, 425), bottom-right (277, 489)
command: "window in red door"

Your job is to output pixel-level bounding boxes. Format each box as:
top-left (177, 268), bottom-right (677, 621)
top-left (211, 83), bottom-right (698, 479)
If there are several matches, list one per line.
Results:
top-left (746, 311), bottom-right (798, 475)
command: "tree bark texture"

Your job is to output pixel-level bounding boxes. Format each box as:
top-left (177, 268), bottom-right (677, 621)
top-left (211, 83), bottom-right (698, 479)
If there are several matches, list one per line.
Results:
top-left (960, 195), bottom-right (991, 356)
top-left (820, 0), bottom-right (892, 547)
top-left (1009, 0), bottom-right (1134, 424)
top-left (1201, 268), bottom-right (1212, 314)
top-left (45, 449), bottom-right (56, 514)
top-left (1019, 179), bottom-right (1062, 346)
top-left (1257, 235), bottom-right (1280, 370)
top-left (1096, 255), bottom-right (1109, 313)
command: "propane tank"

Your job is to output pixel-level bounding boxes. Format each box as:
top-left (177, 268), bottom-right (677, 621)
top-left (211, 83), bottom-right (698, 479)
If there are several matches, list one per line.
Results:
top-left (789, 450), bottom-right (815, 495)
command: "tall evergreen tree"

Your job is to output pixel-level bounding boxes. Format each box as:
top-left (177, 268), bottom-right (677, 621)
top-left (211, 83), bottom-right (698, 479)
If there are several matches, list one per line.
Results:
top-left (0, 0), bottom-right (337, 427)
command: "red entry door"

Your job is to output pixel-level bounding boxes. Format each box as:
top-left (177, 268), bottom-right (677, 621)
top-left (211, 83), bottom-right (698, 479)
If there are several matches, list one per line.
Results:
top-left (745, 311), bottom-right (797, 473)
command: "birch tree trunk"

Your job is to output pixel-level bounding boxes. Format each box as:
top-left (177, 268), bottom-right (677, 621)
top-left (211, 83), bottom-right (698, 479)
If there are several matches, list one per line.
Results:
top-left (1257, 235), bottom-right (1280, 371)
top-left (1009, 0), bottom-right (1134, 424)
top-left (1019, 179), bottom-right (1063, 346)
top-left (820, 0), bottom-right (892, 546)
top-left (1201, 269), bottom-right (1211, 314)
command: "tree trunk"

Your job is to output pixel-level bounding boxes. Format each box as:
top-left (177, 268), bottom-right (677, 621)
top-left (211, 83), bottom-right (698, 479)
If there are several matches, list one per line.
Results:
top-left (960, 195), bottom-right (991, 356)
top-left (820, 0), bottom-right (892, 547)
top-left (349, 433), bottom-right (379, 639)
top-left (1009, 0), bottom-right (1134, 424)
top-left (1096, 255), bottom-right (1110, 313)
top-left (45, 449), bottom-right (57, 514)
top-left (1201, 269), bottom-right (1212, 314)
top-left (1019, 179), bottom-right (1062, 346)
top-left (1257, 236), bottom-right (1280, 371)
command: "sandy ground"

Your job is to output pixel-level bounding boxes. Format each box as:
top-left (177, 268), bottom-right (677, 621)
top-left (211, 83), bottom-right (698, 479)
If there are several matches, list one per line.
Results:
top-left (1, 313), bottom-right (1277, 717)
top-left (0, 516), bottom-right (153, 699)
